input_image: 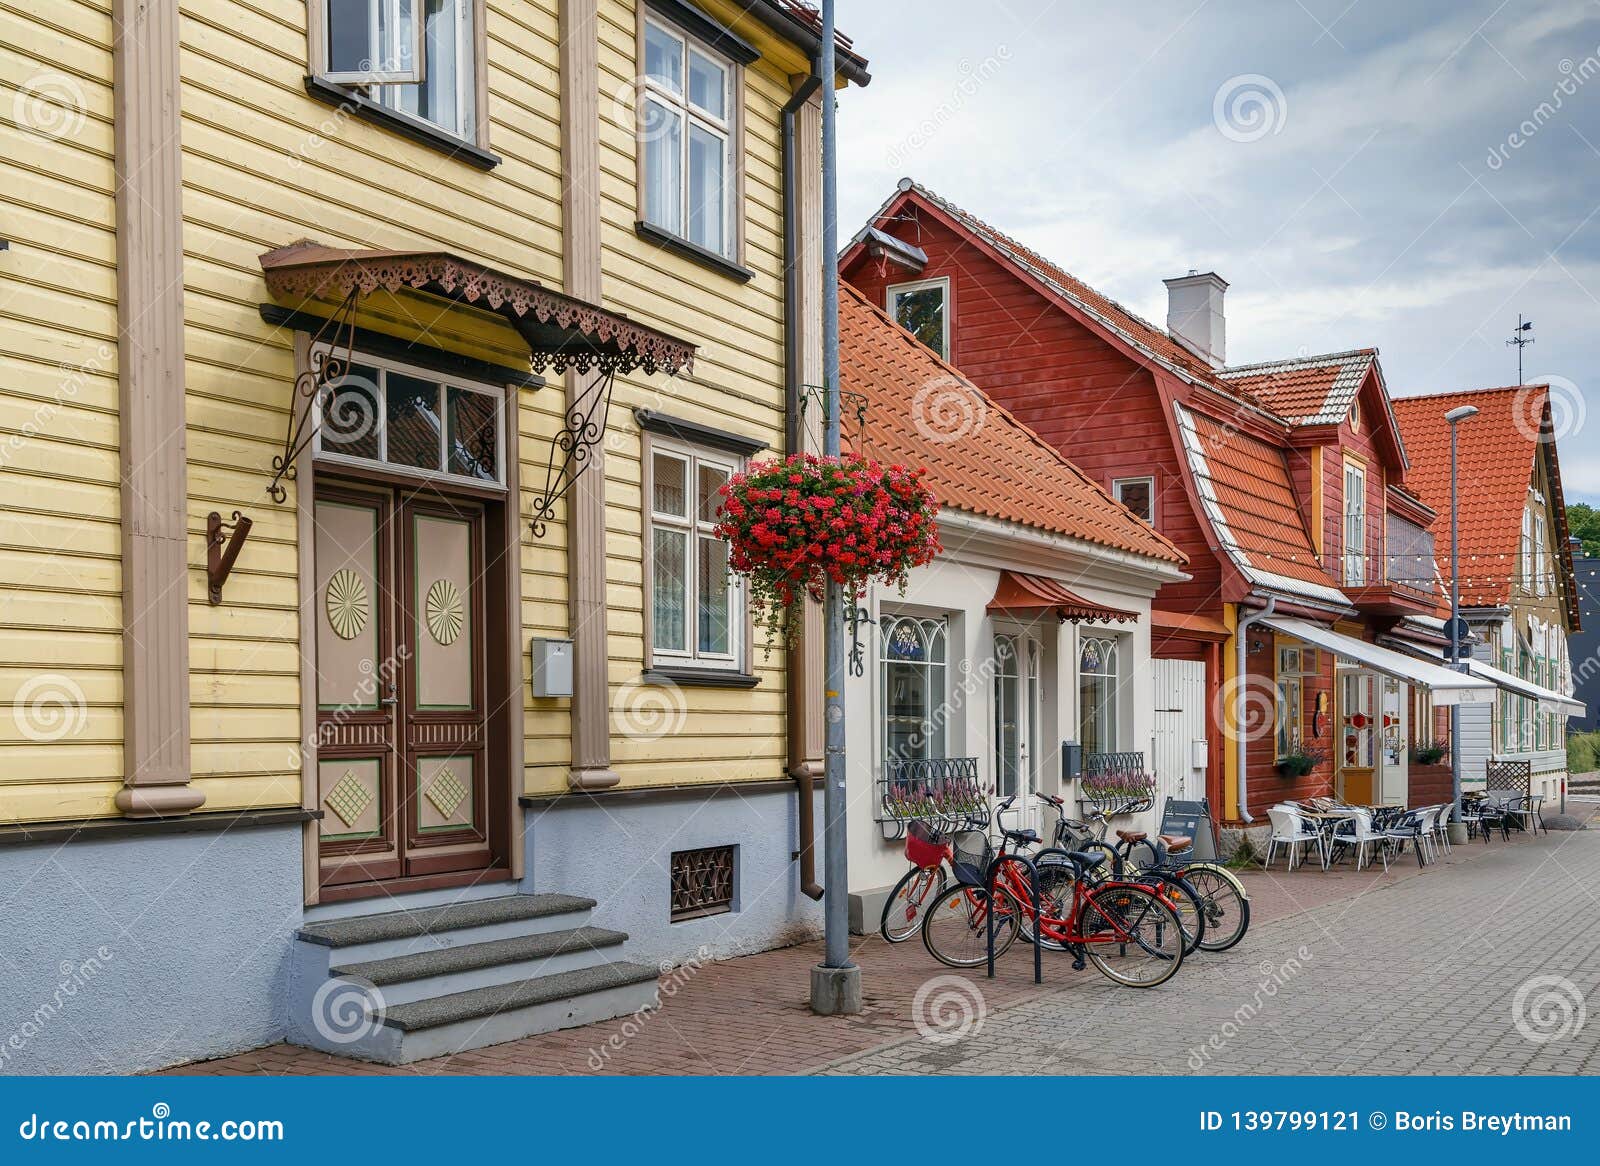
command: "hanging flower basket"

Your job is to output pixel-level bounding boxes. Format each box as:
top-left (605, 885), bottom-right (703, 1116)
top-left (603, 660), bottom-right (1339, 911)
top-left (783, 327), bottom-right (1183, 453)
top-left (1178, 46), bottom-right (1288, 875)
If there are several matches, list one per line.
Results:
top-left (713, 452), bottom-right (941, 645)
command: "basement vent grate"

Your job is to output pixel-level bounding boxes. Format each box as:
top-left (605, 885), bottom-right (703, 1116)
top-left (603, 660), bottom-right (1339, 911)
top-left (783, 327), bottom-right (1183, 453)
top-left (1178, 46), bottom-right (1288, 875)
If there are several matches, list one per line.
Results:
top-left (670, 845), bottom-right (735, 921)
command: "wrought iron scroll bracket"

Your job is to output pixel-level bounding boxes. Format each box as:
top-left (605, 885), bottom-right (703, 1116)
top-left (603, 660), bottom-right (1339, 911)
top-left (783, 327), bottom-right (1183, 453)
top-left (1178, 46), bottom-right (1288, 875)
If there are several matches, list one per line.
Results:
top-left (799, 382), bottom-right (869, 452)
top-left (266, 287), bottom-right (361, 504)
top-left (846, 602), bottom-right (870, 677)
top-left (528, 366), bottom-right (618, 540)
top-left (206, 510), bottom-right (253, 605)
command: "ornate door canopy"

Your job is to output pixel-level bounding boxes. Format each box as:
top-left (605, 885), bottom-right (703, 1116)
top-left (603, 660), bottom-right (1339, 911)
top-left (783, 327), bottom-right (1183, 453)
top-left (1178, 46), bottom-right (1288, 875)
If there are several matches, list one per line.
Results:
top-left (259, 242), bottom-right (696, 377)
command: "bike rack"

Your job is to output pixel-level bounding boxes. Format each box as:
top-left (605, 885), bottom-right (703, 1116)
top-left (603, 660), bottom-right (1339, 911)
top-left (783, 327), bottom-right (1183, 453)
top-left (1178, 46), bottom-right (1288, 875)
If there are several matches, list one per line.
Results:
top-left (985, 854), bottom-right (1043, 985)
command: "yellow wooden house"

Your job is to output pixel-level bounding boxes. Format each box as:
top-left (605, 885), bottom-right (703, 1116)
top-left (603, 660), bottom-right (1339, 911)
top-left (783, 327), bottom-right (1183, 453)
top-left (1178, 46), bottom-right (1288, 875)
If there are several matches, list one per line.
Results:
top-left (0, 0), bottom-right (867, 1071)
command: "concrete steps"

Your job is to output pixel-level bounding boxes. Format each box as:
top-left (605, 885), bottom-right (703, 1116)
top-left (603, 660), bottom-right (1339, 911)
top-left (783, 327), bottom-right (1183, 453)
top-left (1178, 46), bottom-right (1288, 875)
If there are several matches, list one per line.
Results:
top-left (286, 892), bottom-right (660, 1064)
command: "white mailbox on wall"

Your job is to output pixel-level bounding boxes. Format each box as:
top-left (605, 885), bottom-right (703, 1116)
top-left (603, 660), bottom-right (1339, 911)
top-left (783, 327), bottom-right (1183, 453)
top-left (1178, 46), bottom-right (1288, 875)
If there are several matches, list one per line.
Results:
top-left (530, 637), bottom-right (573, 698)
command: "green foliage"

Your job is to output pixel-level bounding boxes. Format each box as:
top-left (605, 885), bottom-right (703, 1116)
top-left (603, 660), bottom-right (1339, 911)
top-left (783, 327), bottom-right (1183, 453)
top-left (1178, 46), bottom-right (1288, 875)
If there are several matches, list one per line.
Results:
top-left (1570, 730), bottom-right (1600, 775)
top-left (1568, 502), bottom-right (1600, 558)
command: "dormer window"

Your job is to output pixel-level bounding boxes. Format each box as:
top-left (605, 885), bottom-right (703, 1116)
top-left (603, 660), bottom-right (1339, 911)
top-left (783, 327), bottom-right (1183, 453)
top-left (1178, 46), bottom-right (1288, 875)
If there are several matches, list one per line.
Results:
top-left (887, 277), bottom-right (950, 360)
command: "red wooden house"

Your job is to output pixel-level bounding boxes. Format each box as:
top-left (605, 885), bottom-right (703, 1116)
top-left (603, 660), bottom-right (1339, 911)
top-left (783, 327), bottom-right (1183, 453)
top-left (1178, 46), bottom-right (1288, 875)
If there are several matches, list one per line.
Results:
top-left (842, 180), bottom-right (1492, 825)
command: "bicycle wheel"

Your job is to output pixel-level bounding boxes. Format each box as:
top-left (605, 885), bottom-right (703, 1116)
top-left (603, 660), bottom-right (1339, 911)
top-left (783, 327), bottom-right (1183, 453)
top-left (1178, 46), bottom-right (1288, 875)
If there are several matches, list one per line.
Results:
top-left (1144, 871), bottom-right (1205, 955)
top-left (1077, 840), bottom-right (1123, 878)
top-left (1123, 839), bottom-right (1162, 872)
top-left (1077, 884), bottom-right (1186, 987)
top-left (1182, 863), bottom-right (1252, 952)
top-left (922, 883), bottom-right (1023, 969)
top-left (1022, 859), bottom-right (1077, 952)
top-left (880, 865), bottom-right (948, 943)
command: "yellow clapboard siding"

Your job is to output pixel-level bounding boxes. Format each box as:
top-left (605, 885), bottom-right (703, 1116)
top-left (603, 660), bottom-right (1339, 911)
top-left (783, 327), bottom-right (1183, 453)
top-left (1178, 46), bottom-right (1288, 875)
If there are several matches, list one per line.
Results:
top-left (0, 781), bottom-right (124, 824)
top-left (192, 772), bottom-right (301, 812)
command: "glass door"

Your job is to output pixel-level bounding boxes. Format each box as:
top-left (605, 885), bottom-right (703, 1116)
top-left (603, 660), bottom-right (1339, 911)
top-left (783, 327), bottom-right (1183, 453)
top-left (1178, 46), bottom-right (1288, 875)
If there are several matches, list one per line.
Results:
top-left (1338, 668), bottom-right (1378, 805)
top-left (994, 632), bottom-right (1043, 829)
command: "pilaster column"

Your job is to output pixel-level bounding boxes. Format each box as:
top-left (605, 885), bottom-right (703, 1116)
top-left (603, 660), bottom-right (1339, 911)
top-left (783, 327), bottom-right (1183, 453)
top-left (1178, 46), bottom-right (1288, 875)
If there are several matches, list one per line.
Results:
top-left (560, 0), bottom-right (617, 789)
top-left (112, 0), bottom-right (202, 816)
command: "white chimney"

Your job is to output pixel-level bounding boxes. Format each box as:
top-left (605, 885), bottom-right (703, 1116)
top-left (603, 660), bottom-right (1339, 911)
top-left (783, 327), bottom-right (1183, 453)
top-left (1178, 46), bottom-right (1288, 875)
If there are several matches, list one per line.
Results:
top-left (1163, 270), bottom-right (1228, 368)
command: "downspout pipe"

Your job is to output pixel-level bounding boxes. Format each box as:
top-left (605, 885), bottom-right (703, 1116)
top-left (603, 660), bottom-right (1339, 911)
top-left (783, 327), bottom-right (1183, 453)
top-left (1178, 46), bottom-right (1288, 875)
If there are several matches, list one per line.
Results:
top-left (784, 66), bottom-right (823, 902)
top-left (1234, 596), bottom-right (1277, 824)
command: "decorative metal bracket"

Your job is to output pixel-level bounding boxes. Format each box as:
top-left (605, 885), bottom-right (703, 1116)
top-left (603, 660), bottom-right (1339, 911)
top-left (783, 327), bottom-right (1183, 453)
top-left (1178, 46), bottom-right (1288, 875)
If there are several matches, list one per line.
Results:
top-left (847, 602), bottom-right (871, 677)
top-left (206, 510), bottom-right (253, 604)
top-left (266, 287), bottom-right (361, 503)
top-left (528, 366), bottom-right (618, 540)
top-left (799, 382), bottom-right (869, 450)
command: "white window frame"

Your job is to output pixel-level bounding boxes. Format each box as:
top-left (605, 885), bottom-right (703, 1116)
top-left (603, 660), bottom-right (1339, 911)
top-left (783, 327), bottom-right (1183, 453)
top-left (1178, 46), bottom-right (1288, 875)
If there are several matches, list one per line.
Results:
top-left (310, 344), bottom-right (506, 490)
top-left (886, 276), bottom-right (951, 361)
top-left (879, 614), bottom-right (950, 765)
top-left (638, 11), bottom-right (739, 260)
top-left (1343, 460), bottom-right (1367, 585)
top-left (316, 0), bottom-right (426, 84)
top-left (1112, 476), bottom-right (1156, 524)
top-left (308, 0), bottom-right (485, 144)
top-left (645, 437), bottom-right (745, 671)
top-left (1078, 635), bottom-right (1121, 756)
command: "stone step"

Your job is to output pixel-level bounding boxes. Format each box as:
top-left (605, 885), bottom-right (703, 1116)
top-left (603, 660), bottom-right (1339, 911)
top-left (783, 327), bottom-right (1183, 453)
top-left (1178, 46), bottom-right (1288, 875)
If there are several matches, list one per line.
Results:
top-left (330, 926), bottom-right (629, 1007)
top-left (330, 961), bottom-right (663, 1065)
top-left (296, 893), bottom-right (596, 964)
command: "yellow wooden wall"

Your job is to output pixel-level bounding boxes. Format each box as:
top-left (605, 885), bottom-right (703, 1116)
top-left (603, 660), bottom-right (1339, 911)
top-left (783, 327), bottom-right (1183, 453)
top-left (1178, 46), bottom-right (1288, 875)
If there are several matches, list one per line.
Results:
top-left (540, 0), bottom-right (793, 795)
top-left (0, 0), bottom-right (126, 821)
top-left (2, 0), bottom-right (799, 820)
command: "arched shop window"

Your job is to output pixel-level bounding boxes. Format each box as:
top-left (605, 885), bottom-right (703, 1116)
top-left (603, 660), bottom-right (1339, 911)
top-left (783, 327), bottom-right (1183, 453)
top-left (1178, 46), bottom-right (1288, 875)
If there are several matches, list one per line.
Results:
top-left (1078, 637), bottom-right (1119, 755)
top-left (880, 616), bottom-right (948, 763)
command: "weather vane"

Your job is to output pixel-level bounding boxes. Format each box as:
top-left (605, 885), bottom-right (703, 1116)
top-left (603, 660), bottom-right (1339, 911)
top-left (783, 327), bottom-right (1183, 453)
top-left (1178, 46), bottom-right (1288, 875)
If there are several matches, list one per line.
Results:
top-left (1507, 315), bottom-right (1534, 385)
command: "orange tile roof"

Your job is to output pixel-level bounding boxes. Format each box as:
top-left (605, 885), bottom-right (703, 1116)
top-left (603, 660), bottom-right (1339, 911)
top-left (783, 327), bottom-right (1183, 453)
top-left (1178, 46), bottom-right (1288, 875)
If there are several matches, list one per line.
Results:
top-left (839, 282), bottom-right (1187, 567)
top-left (1391, 385), bottom-right (1547, 608)
top-left (1219, 349), bottom-right (1376, 426)
top-left (1173, 403), bottom-right (1349, 606)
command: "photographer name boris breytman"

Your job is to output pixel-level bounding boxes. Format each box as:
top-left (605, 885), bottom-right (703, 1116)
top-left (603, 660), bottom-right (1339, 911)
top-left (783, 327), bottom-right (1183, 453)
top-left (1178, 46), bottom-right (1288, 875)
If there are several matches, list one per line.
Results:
top-left (1203, 1110), bottom-right (1575, 1135)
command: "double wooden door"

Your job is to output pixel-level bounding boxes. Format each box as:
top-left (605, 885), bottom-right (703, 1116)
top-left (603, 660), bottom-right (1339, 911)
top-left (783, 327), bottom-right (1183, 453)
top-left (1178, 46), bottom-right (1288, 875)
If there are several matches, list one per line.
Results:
top-left (313, 484), bottom-right (493, 892)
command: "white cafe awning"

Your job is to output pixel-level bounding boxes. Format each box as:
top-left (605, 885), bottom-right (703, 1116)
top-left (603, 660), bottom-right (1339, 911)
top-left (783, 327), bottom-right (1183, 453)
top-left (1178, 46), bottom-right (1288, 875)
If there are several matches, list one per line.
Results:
top-left (1263, 617), bottom-right (1498, 706)
top-left (1465, 658), bottom-right (1585, 718)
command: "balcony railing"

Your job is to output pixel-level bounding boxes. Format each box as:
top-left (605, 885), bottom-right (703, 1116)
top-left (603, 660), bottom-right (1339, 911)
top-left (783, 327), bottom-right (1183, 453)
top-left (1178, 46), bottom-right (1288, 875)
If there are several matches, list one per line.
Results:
top-left (1323, 512), bottom-right (1440, 600)
top-left (876, 756), bottom-right (984, 839)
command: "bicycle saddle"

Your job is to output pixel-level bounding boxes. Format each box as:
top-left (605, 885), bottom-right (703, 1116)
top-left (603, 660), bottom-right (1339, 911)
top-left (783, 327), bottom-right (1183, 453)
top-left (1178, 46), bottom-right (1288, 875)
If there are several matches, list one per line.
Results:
top-left (1003, 828), bottom-right (1040, 845)
top-left (1064, 850), bottom-right (1108, 871)
top-left (1115, 829), bottom-right (1146, 844)
top-left (1159, 834), bottom-right (1193, 854)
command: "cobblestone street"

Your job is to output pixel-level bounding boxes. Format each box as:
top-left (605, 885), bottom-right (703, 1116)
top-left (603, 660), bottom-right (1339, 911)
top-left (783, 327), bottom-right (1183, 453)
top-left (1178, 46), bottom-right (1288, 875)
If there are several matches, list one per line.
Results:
top-left (824, 809), bottom-right (1600, 1076)
top-left (166, 805), bottom-right (1597, 1076)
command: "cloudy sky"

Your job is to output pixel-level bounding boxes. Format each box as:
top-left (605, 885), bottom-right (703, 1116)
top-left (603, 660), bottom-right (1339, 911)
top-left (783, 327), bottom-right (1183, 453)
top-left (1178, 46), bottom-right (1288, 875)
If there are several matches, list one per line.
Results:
top-left (834, 0), bottom-right (1600, 503)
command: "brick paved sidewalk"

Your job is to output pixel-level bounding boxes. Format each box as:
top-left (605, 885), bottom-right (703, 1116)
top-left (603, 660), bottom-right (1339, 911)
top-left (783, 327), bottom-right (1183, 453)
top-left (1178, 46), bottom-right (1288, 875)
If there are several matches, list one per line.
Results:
top-left (162, 809), bottom-right (1592, 1076)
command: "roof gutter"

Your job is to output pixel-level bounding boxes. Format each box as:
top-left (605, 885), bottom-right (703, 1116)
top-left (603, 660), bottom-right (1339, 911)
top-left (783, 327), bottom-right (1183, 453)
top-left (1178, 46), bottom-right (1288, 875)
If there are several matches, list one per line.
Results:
top-left (1234, 596), bottom-right (1277, 824)
top-left (745, 0), bottom-right (872, 86)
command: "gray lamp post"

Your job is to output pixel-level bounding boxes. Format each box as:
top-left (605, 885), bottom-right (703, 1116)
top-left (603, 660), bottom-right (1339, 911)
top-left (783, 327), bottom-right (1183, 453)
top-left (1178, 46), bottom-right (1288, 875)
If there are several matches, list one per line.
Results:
top-left (1445, 403), bottom-right (1478, 842)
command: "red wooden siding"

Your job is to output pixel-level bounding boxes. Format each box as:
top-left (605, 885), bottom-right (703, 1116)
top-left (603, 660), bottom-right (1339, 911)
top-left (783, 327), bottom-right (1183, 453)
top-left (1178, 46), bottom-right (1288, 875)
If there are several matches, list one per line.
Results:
top-left (844, 220), bottom-right (1227, 613)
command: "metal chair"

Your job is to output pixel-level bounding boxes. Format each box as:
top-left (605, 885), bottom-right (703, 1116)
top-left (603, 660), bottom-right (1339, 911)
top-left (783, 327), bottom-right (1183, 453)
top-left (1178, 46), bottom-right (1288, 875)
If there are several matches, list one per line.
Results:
top-left (1264, 805), bottom-right (1326, 872)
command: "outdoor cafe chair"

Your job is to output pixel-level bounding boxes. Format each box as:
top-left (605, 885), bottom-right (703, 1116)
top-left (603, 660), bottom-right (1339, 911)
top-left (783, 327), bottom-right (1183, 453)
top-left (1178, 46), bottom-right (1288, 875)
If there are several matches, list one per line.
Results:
top-left (1383, 807), bottom-right (1436, 868)
top-left (1264, 805), bottom-right (1326, 872)
top-left (1505, 794), bottom-right (1544, 836)
top-left (1329, 807), bottom-right (1391, 872)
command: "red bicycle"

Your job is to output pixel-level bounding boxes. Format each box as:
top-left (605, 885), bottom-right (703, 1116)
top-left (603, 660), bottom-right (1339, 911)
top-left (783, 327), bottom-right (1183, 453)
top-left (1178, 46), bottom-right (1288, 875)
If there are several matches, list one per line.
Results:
top-left (879, 820), bottom-right (957, 943)
top-left (922, 806), bottom-right (1187, 987)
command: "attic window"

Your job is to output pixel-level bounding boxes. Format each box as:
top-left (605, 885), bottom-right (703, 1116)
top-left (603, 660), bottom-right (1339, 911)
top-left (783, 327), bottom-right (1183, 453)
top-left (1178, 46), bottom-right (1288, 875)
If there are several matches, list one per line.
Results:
top-left (1349, 401), bottom-right (1363, 433)
top-left (887, 277), bottom-right (949, 360)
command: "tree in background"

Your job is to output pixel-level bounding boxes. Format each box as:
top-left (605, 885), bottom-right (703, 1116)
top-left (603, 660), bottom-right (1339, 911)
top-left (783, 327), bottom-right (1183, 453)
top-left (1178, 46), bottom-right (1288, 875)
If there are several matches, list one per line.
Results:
top-left (1569, 502), bottom-right (1600, 557)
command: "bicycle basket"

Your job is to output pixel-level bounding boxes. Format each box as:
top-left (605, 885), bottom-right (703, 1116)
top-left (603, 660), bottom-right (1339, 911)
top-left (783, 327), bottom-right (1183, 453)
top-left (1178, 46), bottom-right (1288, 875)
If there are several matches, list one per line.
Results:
top-left (949, 829), bottom-right (993, 887)
top-left (1055, 819), bottom-right (1096, 851)
top-left (904, 820), bottom-right (947, 869)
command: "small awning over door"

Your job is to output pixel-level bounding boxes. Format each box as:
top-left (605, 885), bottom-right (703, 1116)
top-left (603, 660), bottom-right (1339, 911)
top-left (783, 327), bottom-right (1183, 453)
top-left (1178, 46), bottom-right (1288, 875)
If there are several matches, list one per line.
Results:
top-left (1262, 616), bottom-right (1497, 706)
top-left (260, 243), bottom-right (696, 376)
top-left (987, 571), bottom-right (1138, 624)
top-left (1464, 659), bottom-right (1585, 718)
